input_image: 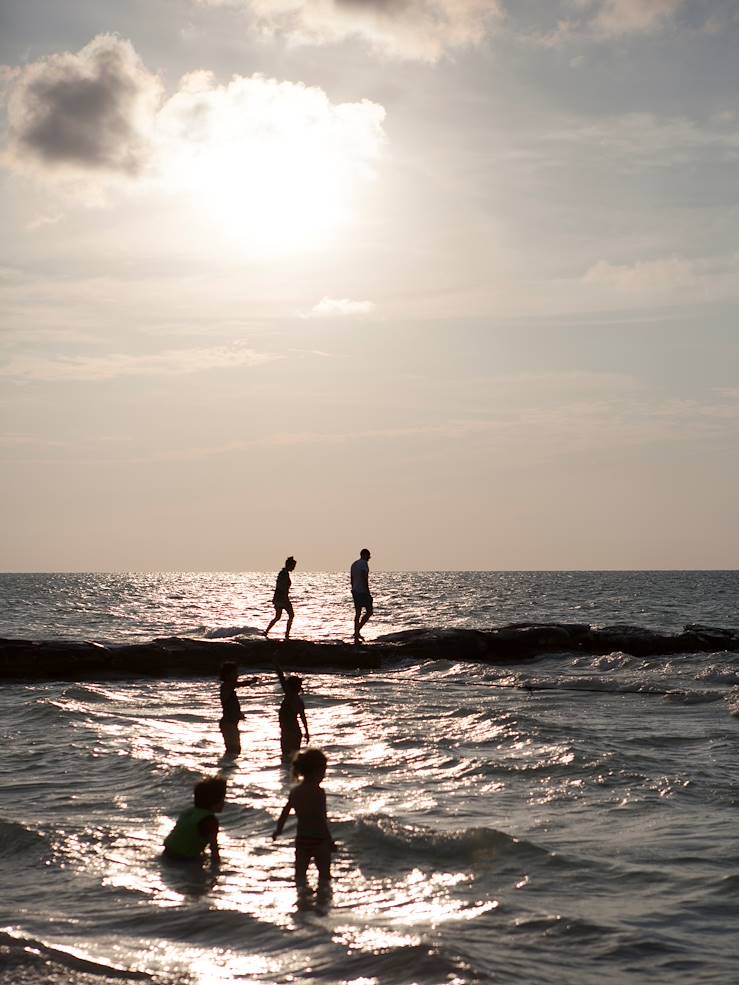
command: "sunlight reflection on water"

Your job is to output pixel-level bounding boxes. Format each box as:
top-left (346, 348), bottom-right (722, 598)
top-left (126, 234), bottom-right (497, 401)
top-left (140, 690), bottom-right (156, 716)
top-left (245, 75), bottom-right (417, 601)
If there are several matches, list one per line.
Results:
top-left (3, 620), bottom-right (739, 984)
top-left (3, 570), bottom-right (739, 642)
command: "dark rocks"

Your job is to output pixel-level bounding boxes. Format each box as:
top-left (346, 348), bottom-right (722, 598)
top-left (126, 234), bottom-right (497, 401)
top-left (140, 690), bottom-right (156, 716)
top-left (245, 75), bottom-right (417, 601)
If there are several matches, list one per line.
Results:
top-left (0, 639), bottom-right (112, 679)
top-left (0, 635), bottom-right (382, 681)
top-left (682, 624), bottom-right (739, 651)
top-left (587, 625), bottom-right (676, 656)
top-left (489, 623), bottom-right (587, 653)
top-left (1, 621), bottom-right (738, 682)
top-left (373, 628), bottom-right (494, 658)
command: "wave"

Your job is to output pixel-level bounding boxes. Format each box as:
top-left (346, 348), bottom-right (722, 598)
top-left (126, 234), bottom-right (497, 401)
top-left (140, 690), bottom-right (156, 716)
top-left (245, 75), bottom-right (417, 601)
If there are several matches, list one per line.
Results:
top-left (508, 910), bottom-right (608, 943)
top-left (0, 929), bottom-right (151, 981)
top-left (480, 670), bottom-right (729, 704)
top-left (59, 683), bottom-right (116, 703)
top-left (662, 689), bottom-right (726, 705)
top-left (195, 624), bottom-right (263, 640)
top-left (695, 664), bottom-right (739, 685)
top-left (726, 688), bottom-right (739, 717)
top-left (304, 940), bottom-right (476, 985)
top-left (415, 658), bottom-right (459, 674)
top-left (347, 815), bottom-right (550, 868)
top-left (707, 872), bottom-right (739, 896)
top-left (571, 652), bottom-right (633, 671)
top-left (0, 817), bottom-right (46, 855)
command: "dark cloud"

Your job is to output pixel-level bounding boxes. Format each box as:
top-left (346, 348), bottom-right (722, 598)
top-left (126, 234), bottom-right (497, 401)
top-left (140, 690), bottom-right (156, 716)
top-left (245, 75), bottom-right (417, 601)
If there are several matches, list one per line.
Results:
top-left (4, 35), bottom-right (161, 177)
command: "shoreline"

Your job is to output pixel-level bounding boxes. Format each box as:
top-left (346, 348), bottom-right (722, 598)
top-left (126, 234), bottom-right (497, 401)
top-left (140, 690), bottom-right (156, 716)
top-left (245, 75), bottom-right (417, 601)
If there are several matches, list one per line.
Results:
top-left (1, 622), bottom-right (738, 682)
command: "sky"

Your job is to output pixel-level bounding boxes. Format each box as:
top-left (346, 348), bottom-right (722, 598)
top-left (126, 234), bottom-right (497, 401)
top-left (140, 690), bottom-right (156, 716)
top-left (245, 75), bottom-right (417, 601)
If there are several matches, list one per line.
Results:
top-left (1, 0), bottom-right (739, 571)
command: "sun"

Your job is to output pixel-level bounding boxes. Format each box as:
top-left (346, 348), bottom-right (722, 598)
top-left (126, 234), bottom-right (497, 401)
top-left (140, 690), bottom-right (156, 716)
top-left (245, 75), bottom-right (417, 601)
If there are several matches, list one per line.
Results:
top-left (155, 73), bottom-right (385, 255)
top-left (167, 134), bottom-right (351, 253)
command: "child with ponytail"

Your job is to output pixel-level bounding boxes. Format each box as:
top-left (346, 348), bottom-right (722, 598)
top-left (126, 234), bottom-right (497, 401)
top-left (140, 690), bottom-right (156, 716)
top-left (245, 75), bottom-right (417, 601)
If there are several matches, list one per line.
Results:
top-left (272, 748), bottom-right (336, 891)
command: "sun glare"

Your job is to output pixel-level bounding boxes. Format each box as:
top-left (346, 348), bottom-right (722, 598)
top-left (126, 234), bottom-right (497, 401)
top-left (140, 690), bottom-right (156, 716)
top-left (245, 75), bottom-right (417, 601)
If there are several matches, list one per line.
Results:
top-left (179, 139), bottom-right (348, 252)
top-left (156, 73), bottom-right (385, 254)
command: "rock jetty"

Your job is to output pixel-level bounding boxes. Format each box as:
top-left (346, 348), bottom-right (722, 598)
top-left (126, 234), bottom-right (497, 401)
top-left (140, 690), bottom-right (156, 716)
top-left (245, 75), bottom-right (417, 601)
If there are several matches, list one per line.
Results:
top-left (0, 622), bottom-right (737, 682)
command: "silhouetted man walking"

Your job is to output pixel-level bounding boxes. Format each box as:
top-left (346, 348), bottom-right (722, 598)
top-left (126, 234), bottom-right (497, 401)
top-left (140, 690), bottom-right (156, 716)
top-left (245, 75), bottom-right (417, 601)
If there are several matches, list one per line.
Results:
top-left (350, 548), bottom-right (373, 643)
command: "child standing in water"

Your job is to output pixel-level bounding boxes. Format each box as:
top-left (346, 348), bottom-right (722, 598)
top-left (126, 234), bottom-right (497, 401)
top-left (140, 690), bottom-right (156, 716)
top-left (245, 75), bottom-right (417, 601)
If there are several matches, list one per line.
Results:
top-left (218, 660), bottom-right (257, 757)
top-left (274, 661), bottom-right (309, 756)
top-left (163, 775), bottom-right (227, 865)
top-left (264, 556), bottom-right (297, 640)
top-left (273, 748), bottom-right (336, 891)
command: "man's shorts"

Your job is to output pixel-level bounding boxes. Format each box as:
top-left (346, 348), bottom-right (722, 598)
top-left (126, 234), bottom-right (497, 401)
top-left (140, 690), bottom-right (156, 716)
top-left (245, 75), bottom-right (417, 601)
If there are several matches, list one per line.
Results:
top-left (352, 591), bottom-right (373, 613)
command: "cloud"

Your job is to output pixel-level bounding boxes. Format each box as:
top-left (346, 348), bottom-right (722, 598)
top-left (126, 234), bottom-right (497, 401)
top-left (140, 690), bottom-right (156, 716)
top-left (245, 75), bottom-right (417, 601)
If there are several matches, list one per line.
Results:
top-left (591, 0), bottom-right (687, 36)
top-left (154, 69), bottom-right (385, 247)
top-left (232, 0), bottom-right (503, 61)
top-left (536, 0), bottom-right (688, 43)
top-left (0, 343), bottom-right (276, 382)
top-left (156, 70), bottom-right (385, 180)
top-left (27, 212), bottom-right (63, 231)
top-left (581, 251), bottom-right (739, 305)
top-left (0, 36), bottom-right (386, 235)
top-left (583, 255), bottom-right (700, 292)
top-left (304, 296), bottom-right (375, 317)
top-left (3, 35), bottom-right (162, 179)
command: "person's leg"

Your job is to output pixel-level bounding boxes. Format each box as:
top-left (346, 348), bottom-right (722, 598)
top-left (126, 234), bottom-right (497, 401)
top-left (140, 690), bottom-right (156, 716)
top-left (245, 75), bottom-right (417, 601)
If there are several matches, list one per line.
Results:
top-left (264, 606), bottom-right (283, 637)
top-left (357, 597), bottom-right (373, 635)
top-left (281, 725), bottom-right (301, 757)
top-left (315, 843), bottom-right (332, 889)
top-left (220, 720), bottom-right (241, 756)
top-left (284, 602), bottom-right (294, 640)
top-left (353, 598), bottom-right (362, 640)
top-left (294, 844), bottom-right (311, 890)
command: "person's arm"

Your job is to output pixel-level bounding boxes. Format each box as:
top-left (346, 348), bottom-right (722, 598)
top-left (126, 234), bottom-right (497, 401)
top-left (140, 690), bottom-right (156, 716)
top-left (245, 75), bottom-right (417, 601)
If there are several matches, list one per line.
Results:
top-left (299, 701), bottom-right (309, 744)
top-left (320, 789), bottom-right (337, 851)
top-left (199, 815), bottom-right (220, 865)
top-left (276, 569), bottom-right (288, 598)
top-left (272, 660), bottom-right (287, 693)
top-left (272, 793), bottom-right (293, 839)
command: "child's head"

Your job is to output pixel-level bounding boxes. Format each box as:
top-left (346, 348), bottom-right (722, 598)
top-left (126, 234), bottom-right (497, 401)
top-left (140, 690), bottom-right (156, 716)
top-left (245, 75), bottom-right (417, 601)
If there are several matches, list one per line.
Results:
top-left (293, 748), bottom-right (327, 782)
top-left (219, 660), bottom-right (238, 684)
top-left (285, 675), bottom-right (303, 694)
top-left (285, 556), bottom-right (297, 571)
top-left (194, 776), bottom-right (227, 812)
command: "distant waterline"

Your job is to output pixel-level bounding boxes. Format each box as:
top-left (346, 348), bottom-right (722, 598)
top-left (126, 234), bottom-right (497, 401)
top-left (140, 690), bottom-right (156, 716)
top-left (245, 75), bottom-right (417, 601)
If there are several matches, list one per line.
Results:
top-left (1, 570), bottom-right (737, 643)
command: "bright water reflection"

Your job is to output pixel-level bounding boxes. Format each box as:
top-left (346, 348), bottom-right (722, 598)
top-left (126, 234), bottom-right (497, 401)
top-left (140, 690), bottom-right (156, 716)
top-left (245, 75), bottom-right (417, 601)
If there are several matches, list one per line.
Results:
top-left (2, 570), bottom-right (739, 642)
top-left (1, 643), bottom-right (738, 983)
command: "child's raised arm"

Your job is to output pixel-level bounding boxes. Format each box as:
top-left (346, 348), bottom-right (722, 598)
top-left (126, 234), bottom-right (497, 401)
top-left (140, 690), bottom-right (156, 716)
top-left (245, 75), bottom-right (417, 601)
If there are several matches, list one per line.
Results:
top-left (272, 660), bottom-right (287, 693)
top-left (272, 793), bottom-right (294, 840)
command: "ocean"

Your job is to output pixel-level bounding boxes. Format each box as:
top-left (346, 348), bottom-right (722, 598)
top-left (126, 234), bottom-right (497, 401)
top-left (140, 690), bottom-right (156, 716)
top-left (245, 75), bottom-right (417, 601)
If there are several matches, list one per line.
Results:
top-left (0, 571), bottom-right (737, 985)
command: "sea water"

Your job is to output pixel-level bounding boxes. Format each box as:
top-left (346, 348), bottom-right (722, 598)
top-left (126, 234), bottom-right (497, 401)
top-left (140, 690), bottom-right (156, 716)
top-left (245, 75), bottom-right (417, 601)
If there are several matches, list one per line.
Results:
top-left (0, 571), bottom-right (737, 985)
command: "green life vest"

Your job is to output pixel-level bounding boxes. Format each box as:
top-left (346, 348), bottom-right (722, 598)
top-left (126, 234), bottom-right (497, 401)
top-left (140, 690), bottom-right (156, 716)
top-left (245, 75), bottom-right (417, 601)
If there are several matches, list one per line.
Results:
top-left (163, 807), bottom-right (214, 859)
